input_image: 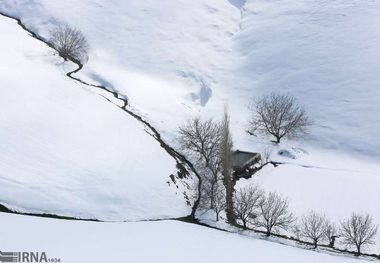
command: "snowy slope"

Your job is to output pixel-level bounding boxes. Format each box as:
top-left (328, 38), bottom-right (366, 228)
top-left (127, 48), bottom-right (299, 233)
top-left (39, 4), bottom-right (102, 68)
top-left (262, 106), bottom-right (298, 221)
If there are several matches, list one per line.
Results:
top-left (0, 0), bottom-right (380, 261)
top-left (0, 0), bottom-right (379, 224)
top-left (229, 0), bottom-right (380, 158)
top-left (0, 16), bottom-right (191, 221)
top-left (0, 213), bottom-right (373, 263)
top-left (236, 156), bottom-right (380, 252)
top-left (1, 0), bottom-right (379, 161)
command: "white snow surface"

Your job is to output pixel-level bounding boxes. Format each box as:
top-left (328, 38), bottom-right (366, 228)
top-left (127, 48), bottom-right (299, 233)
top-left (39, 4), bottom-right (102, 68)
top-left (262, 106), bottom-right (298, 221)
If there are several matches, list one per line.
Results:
top-left (0, 213), bottom-right (373, 263)
top-left (1, 0), bottom-right (380, 258)
top-left (1, 0), bottom-right (379, 161)
top-left (0, 17), bottom-right (191, 221)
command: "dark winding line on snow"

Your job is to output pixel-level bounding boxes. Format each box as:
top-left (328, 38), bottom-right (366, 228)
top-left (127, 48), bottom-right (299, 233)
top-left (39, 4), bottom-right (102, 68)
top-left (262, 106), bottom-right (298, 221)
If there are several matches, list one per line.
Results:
top-left (0, 11), bottom-right (202, 220)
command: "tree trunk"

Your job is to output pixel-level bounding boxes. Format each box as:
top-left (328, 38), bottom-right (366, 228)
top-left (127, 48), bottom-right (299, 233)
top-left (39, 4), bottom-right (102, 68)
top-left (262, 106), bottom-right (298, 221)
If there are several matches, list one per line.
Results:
top-left (329, 236), bottom-right (336, 248)
top-left (220, 108), bottom-right (235, 225)
top-left (190, 176), bottom-right (202, 220)
top-left (356, 245), bottom-right (361, 257)
top-left (225, 175), bottom-right (234, 224)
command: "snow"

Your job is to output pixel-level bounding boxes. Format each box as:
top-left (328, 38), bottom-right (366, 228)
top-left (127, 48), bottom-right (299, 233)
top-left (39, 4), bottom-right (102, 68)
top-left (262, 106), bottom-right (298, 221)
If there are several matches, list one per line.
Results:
top-left (236, 151), bottom-right (380, 253)
top-left (0, 213), bottom-right (373, 263)
top-left (0, 0), bottom-right (380, 261)
top-left (229, 0), bottom-right (380, 158)
top-left (1, 0), bottom-right (380, 159)
top-left (0, 17), bottom-right (191, 221)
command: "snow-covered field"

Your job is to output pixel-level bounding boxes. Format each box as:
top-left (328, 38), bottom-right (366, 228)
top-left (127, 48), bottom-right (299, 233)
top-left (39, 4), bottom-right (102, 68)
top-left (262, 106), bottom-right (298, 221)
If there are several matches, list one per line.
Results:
top-left (0, 16), bottom-right (191, 221)
top-left (0, 213), bottom-right (373, 263)
top-left (1, 0), bottom-right (380, 262)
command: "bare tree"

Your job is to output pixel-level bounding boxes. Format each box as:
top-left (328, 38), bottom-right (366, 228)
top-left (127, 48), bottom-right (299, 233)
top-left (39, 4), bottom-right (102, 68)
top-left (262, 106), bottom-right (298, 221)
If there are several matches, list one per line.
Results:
top-left (255, 192), bottom-right (295, 236)
top-left (178, 117), bottom-right (221, 168)
top-left (299, 211), bottom-right (328, 248)
top-left (259, 148), bottom-right (272, 166)
top-left (178, 117), bottom-right (222, 210)
top-left (220, 107), bottom-right (235, 224)
top-left (248, 93), bottom-right (311, 143)
top-left (50, 25), bottom-right (89, 63)
top-left (234, 186), bottom-right (263, 229)
top-left (323, 220), bottom-right (339, 248)
top-left (213, 185), bottom-right (226, 221)
top-left (340, 213), bottom-right (378, 256)
top-left (292, 224), bottom-right (302, 240)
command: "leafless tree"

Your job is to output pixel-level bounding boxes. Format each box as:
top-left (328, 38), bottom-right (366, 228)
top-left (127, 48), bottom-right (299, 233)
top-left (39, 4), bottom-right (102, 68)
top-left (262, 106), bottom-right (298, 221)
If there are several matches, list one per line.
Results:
top-left (178, 117), bottom-right (221, 168)
top-left (323, 220), bottom-right (339, 248)
top-left (255, 192), bottom-right (295, 236)
top-left (340, 213), bottom-right (378, 256)
top-left (220, 107), bottom-right (235, 224)
top-left (213, 185), bottom-right (226, 221)
top-left (234, 186), bottom-right (264, 229)
top-left (292, 224), bottom-right (302, 240)
top-left (248, 93), bottom-right (311, 143)
top-left (178, 117), bottom-right (222, 210)
top-left (50, 25), bottom-right (89, 63)
top-left (299, 211), bottom-right (328, 248)
top-left (259, 148), bottom-right (271, 166)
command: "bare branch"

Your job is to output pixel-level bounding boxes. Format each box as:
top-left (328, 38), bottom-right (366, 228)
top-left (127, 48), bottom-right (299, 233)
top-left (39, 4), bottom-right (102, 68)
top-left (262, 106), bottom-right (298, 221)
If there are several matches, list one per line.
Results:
top-left (340, 213), bottom-right (378, 256)
top-left (234, 186), bottom-right (264, 229)
top-left (177, 117), bottom-right (223, 215)
top-left (299, 211), bottom-right (328, 248)
top-left (254, 192), bottom-right (295, 236)
top-left (248, 93), bottom-right (311, 143)
top-left (323, 220), bottom-right (339, 248)
top-left (50, 24), bottom-right (89, 63)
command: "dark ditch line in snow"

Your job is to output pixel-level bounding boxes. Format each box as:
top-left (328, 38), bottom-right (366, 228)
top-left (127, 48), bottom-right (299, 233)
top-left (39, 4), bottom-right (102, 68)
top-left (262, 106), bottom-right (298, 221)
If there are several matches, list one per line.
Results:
top-left (0, 203), bottom-right (100, 222)
top-left (0, 11), bottom-right (202, 220)
top-left (0, 202), bottom-right (189, 223)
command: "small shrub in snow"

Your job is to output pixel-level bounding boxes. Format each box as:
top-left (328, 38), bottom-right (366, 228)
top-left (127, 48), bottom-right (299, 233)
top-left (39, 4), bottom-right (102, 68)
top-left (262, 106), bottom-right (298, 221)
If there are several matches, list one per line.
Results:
top-left (50, 25), bottom-right (89, 63)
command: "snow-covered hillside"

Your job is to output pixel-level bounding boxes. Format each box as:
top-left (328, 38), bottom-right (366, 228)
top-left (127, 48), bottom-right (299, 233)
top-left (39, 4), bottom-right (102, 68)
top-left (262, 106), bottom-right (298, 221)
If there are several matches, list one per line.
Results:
top-left (1, 0), bottom-right (379, 222)
top-left (1, 0), bottom-right (380, 261)
top-left (0, 16), bottom-right (191, 221)
top-left (1, 0), bottom-right (379, 161)
top-left (0, 213), bottom-right (373, 263)
top-left (231, 0), bottom-right (380, 158)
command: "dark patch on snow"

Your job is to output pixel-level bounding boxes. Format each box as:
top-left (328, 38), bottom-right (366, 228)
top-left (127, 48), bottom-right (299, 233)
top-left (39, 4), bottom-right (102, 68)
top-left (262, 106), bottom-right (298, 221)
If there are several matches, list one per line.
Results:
top-left (228, 0), bottom-right (246, 9)
top-left (178, 71), bottom-right (212, 106)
